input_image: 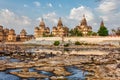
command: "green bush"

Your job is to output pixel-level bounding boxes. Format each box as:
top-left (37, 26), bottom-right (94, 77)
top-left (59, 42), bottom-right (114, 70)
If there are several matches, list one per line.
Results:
top-left (54, 41), bottom-right (60, 46)
top-left (83, 43), bottom-right (88, 45)
top-left (75, 41), bottom-right (81, 45)
top-left (64, 43), bottom-right (69, 47)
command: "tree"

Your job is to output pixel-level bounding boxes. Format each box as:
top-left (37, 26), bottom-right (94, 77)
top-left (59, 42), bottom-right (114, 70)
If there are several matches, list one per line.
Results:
top-left (92, 32), bottom-right (97, 36)
top-left (87, 31), bottom-right (93, 36)
top-left (43, 32), bottom-right (47, 37)
top-left (111, 27), bottom-right (120, 36)
top-left (111, 29), bottom-right (116, 36)
top-left (69, 28), bottom-right (82, 37)
top-left (98, 26), bottom-right (108, 36)
top-left (116, 27), bottom-right (120, 36)
top-left (49, 33), bottom-right (53, 37)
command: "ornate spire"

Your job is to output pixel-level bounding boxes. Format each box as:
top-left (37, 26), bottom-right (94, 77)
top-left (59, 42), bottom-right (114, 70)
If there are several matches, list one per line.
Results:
top-left (83, 14), bottom-right (85, 18)
top-left (21, 29), bottom-right (26, 33)
top-left (20, 29), bottom-right (27, 36)
top-left (80, 14), bottom-right (87, 26)
top-left (39, 18), bottom-right (45, 27)
top-left (100, 20), bottom-right (104, 27)
top-left (0, 25), bottom-right (3, 30)
top-left (41, 18), bottom-right (43, 21)
top-left (57, 17), bottom-right (63, 26)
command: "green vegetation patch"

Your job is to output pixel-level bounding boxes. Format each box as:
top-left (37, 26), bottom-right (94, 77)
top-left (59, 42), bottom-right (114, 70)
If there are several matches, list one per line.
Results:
top-left (75, 41), bottom-right (82, 45)
top-left (54, 41), bottom-right (60, 46)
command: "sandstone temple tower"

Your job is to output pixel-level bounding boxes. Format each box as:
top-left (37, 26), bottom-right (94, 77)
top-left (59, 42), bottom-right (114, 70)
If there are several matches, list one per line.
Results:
top-left (0, 25), bottom-right (16, 42)
top-left (52, 17), bottom-right (69, 37)
top-left (75, 15), bottom-right (92, 36)
top-left (0, 25), bottom-right (4, 41)
top-left (34, 18), bottom-right (50, 38)
top-left (7, 29), bottom-right (16, 42)
top-left (19, 29), bottom-right (27, 41)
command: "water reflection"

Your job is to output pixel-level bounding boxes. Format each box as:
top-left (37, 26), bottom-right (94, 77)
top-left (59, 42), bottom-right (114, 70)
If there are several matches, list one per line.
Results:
top-left (0, 72), bottom-right (20, 80)
top-left (0, 56), bottom-right (20, 62)
top-left (0, 66), bottom-right (87, 80)
top-left (66, 66), bottom-right (87, 80)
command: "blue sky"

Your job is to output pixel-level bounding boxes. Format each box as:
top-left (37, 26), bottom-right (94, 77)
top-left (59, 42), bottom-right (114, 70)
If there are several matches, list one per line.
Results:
top-left (0, 0), bottom-right (98, 18)
top-left (0, 0), bottom-right (120, 34)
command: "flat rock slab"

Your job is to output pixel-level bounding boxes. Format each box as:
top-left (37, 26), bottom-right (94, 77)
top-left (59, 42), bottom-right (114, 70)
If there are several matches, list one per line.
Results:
top-left (10, 72), bottom-right (48, 78)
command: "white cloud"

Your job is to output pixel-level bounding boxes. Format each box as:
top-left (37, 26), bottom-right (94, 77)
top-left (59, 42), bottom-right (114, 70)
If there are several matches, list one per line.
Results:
top-left (37, 12), bottom-right (58, 29)
top-left (59, 4), bottom-right (62, 8)
top-left (97, 0), bottom-right (119, 14)
top-left (35, 0), bottom-right (120, 33)
top-left (43, 12), bottom-right (58, 24)
top-left (69, 6), bottom-right (94, 21)
top-left (0, 9), bottom-right (32, 34)
top-left (47, 3), bottom-right (53, 7)
top-left (67, 6), bottom-right (101, 31)
top-left (23, 4), bottom-right (28, 8)
top-left (96, 0), bottom-right (120, 31)
top-left (33, 1), bottom-right (40, 7)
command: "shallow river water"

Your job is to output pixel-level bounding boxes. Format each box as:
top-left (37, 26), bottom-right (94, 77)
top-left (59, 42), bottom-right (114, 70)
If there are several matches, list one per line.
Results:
top-left (0, 49), bottom-right (106, 80)
top-left (0, 66), bottom-right (87, 80)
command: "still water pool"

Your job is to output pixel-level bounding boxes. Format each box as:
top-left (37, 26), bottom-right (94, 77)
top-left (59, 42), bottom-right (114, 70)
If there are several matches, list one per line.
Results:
top-left (0, 66), bottom-right (87, 80)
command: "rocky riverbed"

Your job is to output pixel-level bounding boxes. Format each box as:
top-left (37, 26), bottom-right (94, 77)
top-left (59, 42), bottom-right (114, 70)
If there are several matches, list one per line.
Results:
top-left (0, 44), bottom-right (120, 80)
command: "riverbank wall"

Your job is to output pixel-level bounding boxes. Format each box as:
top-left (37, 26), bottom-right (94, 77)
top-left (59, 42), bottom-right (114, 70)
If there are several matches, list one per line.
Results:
top-left (36, 36), bottom-right (120, 42)
top-left (0, 36), bottom-right (120, 46)
top-left (35, 36), bottom-right (120, 45)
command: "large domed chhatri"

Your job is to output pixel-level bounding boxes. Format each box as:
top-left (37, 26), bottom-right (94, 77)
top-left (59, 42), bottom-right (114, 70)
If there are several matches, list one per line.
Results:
top-left (75, 15), bottom-right (92, 36)
top-left (34, 18), bottom-right (50, 38)
top-left (52, 17), bottom-right (69, 37)
top-left (0, 25), bottom-right (17, 42)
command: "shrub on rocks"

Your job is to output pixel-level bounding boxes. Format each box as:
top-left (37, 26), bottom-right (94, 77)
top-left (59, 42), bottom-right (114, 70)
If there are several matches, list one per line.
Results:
top-left (75, 41), bottom-right (81, 45)
top-left (64, 43), bottom-right (69, 47)
top-left (54, 41), bottom-right (60, 46)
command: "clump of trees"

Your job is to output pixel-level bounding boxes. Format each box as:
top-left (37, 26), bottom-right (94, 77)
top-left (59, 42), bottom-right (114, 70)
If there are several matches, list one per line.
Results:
top-left (112, 27), bottom-right (120, 36)
top-left (88, 31), bottom-right (97, 36)
top-left (69, 28), bottom-right (98, 37)
top-left (74, 41), bottom-right (90, 45)
top-left (69, 28), bottom-right (82, 36)
top-left (98, 26), bottom-right (108, 36)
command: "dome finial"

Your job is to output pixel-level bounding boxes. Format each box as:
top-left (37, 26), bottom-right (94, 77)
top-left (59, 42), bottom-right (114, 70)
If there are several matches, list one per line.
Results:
top-left (83, 14), bottom-right (85, 18)
top-left (41, 18), bottom-right (44, 21)
top-left (100, 20), bottom-right (105, 27)
top-left (59, 17), bottom-right (61, 20)
top-left (39, 17), bottom-right (45, 27)
top-left (57, 17), bottom-right (63, 26)
top-left (80, 14), bottom-right (87, 26)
